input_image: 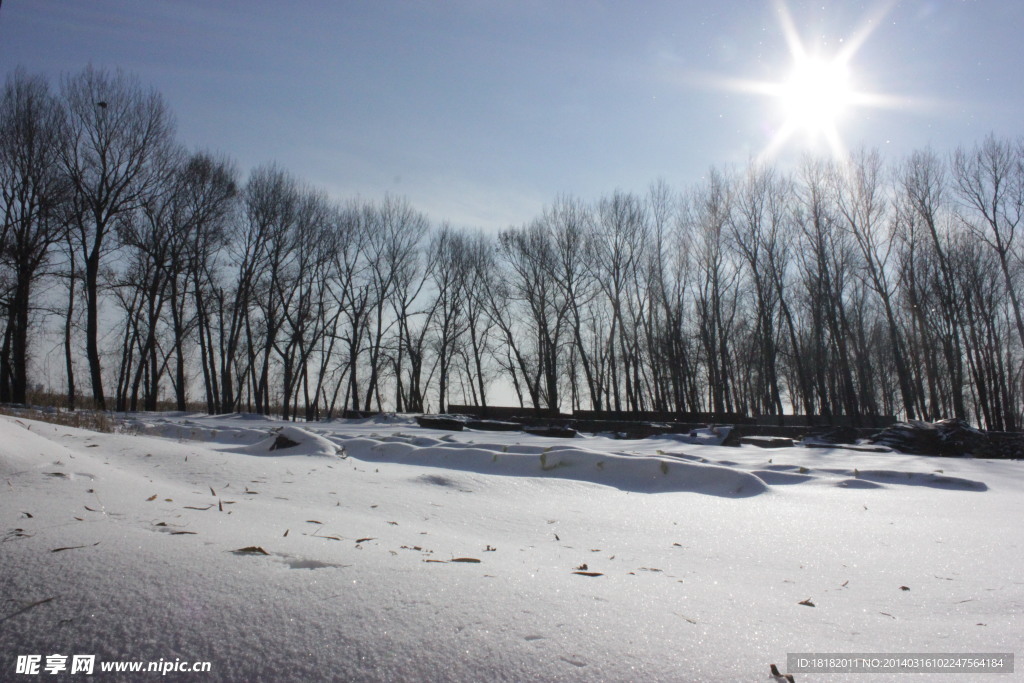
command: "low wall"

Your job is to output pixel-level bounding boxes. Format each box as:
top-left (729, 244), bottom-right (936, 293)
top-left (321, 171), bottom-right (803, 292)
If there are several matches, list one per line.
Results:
top-left (446, 405), bottom-right (564, 419)
top-left (447, 405), bottom-right (895, 428)
top-left (753, 414), bottom-right (898, 428)
top-left (571, 409), bottom-right (753, 424)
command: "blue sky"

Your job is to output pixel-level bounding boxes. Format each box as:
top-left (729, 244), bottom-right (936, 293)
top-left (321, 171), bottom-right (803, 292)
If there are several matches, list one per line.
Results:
top-left (2, 0), bottom-right (1021, 230)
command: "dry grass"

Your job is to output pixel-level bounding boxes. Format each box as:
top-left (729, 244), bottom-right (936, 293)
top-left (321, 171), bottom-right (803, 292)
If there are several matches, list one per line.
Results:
top-left (23, 389), bottom-right (208, 414)
top-left (0, 389), bottom-right (216, 434)
top-left (0, 404), bottom-right (120, 433)
top-left (3, 389), bottom-right (294, 432)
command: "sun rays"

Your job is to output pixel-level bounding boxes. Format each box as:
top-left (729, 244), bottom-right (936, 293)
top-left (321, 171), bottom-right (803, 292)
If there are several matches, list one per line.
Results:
top-left (724, 0), bottom-right (906, 160)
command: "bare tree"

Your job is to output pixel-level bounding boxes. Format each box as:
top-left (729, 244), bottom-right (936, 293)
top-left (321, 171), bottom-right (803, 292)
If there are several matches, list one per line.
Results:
top-left (177, 152), bottom-right (239, 413)
top-left (362, 194), bottom-right (428, 411)
top-left (729, 162), bottom-right (791, 419)
top-left (425, 224), bottom-right (474, 413)
top-left (0, 68), bottom-right (70, 403)
top-left (496, 221), bottom-right (569, 411)
top-left (647, 186), bottom-right (701, 413)
top-left (60, 65), bottom-right (177, 409)
top-left (388, 221), bottom-right (432, 414)
top-left (641, 179), bottom-right (680, 412)
top-left (686, 168), bottom-right (740, 414)
top-left (113, 146), bottom-right (187, 411)
top-left (952, 135), bottom-right (1024, 350)
top-left (794, 157), bottom-right (861, 421)
top-left (274, 188), bottom-right (332, 420)
top-left (539, 196), bottom-right (600, 410)
top-left (832, 148), bottom-right (917, 418)
top-left (950, 234), bottom-right (1018, 429)
top-left (458, 230), bottom-right (499, 411)
top-left (324, 199), bottom-right (371, 416)
top-left (894, 148), bottom-right (967, 419)
top-left (591, 190), bottom-right (650, 413)
top-left (242, 163), bottom-right (300, 413)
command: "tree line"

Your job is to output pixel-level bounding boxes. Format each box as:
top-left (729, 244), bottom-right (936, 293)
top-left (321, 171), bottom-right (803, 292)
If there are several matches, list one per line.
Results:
top-left (2, 65), bottom-right (1023, 430)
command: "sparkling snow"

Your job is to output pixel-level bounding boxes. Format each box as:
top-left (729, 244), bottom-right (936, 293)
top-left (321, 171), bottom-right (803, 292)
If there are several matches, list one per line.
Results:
top-left (2, 413), bottom-right (1021, 681)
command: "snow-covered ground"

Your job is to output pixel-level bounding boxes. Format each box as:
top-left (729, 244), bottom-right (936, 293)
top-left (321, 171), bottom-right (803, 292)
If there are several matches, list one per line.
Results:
top-left (2, 412), bottom-right (1021, 681)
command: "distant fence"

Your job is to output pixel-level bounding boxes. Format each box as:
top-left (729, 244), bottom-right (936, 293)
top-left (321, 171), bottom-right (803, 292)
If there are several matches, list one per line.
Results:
top-left (570, 409), bottom-right (752, 424)
top-left (445, 405), bottom-right (563, 420)
top-left (448, 405), bottom-right (755, 424)
top-left (446, 405), bottom-right (895, 428)
top-left (752, 414), bottom-right (898, 428)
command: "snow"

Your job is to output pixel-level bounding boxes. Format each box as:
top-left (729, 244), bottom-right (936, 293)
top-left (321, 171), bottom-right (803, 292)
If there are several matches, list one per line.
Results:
top-left (2, 413), bottom-right (1022, 681)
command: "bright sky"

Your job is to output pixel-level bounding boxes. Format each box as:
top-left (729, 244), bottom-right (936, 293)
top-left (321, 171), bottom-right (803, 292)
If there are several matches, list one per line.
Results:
top-left (2, 0), bottom-right (1021, 230)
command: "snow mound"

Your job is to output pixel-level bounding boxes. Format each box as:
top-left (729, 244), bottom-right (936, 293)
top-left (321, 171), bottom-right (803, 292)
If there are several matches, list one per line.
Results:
top-left (126, 417), bottom-right (270, 446)
top-left (0, 416), bottom-right (75, 476)
top-left (852, 468), bottom-right (987, 491)
top-left (750, 469), bottom-right (814, 485)
top-left (237, 426), bottom-right (344, 457)
top-left (736, 460), bottom-right (986, 491)
top-left (836, 477), bottom-right (885, 489)
top-left (342, 435), bottom-right (769, 497)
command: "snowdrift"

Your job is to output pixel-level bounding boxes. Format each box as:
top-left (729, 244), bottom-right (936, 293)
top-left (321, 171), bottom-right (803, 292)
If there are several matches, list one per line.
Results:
top-left (236, 425), bottom-right (344, 457)
top-left (342, 434), bottom-right (769, 497)
top-left (2, 413), bottom-right (1020, 682)
top-left (0, 415), bottom-right (76, 475)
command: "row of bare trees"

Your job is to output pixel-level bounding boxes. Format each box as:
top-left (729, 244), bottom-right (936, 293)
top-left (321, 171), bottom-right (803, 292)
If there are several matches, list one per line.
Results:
top-left (2, 66), bottom-right (1023, 428)
top-left (485, 139), bottom-right (1024, 433)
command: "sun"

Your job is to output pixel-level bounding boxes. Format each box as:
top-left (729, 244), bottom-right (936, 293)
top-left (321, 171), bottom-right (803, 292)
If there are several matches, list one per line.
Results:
top-left (709, 0), bottom-right (907, 160)
top-left (768, 52), bottom-right (855, 156)
top-left (780, 56), bottom-right (852, 138)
